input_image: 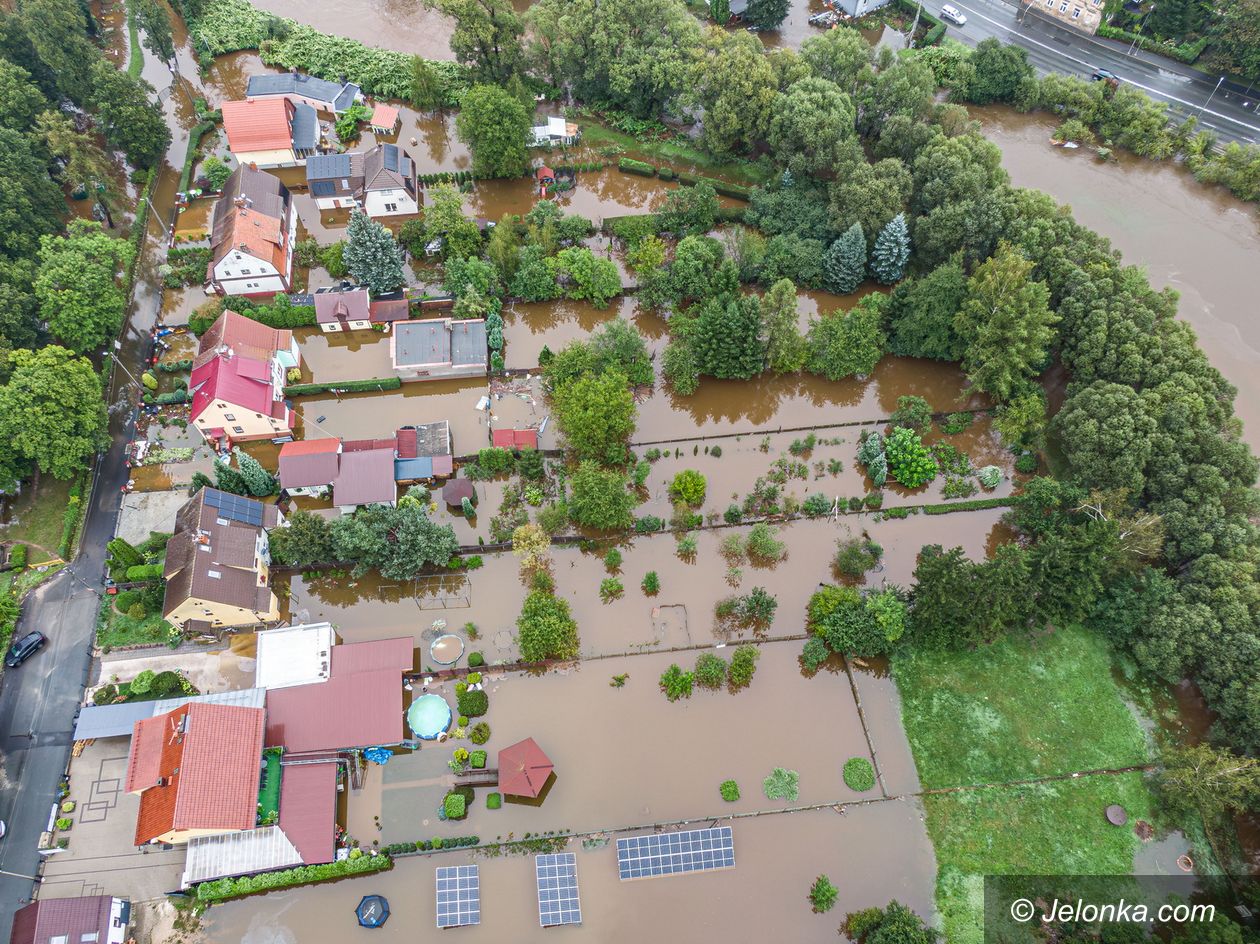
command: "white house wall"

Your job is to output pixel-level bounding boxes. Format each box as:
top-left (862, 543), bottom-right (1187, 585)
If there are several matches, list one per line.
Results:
top-left (365, 189), bottom-right (418, 218)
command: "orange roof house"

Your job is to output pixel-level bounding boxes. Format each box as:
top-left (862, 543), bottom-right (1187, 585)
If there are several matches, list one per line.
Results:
top-left (207, 166), bottom-right (296, 297)
top-left (221, 98), bottom-right (318, 168)
top-left (125, 702), bottom-right (266, 846)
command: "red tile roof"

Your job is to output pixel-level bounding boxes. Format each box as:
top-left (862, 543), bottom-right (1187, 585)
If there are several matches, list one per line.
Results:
top-left (189, 354), bottom-right (274, 423)
top-left (370, 103), bottom-right (399, 129)
top-left (278, 438), bottom-right (341, 490)
top-left (395, 427), bottom-right (418, 459)
top-left (197, 310), bottom-right (294, 368)
top-left (265, 668), bottom-right (402, 753)
top-left (129, 703), bottom-right (265, 844)
top-left (331, 637), bottom-right (414, 676)
top-left (278, 763), bottom-right (337, 865)
top-left (492, 428), bottom-right (539, 450)
top-left (11, 896), bottom-right (115, 944)
top-left (497, 737), bottom-right (553, 798)
top-left (369, 297), bottom-right (410, 323)
top-left (222, 98), bottom-right (294, 153)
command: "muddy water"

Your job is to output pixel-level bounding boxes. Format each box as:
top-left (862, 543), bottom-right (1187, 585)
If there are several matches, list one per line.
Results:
top-left (504, 297), bottom-right (666, 370)
top-left (295, 327), bottom-right (397, 383)
top-left (198, 798), bottom-right (934, 944)
top-left (976, 105), bottom-right (1260, 447)
top-left (248, 0), bottom-right (455, 57)
top-left (633, 356), bottom-right (987, 442)
top-left (290, 378), bottom-right (490, 454)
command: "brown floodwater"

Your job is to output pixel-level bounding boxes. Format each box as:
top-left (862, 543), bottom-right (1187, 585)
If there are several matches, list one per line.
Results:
top-left (197, 797), bottom-right (934, 944)
top-left (248, 0), bottom-right (456, 58)
top-left (633, 356), bottom-right (988, 442)
top-left (295, 327), bottom-right (397, 383)
top-left (504, 297), bottom-right (667, 370)
top-left (976, 105), bottom-right (1260, 447)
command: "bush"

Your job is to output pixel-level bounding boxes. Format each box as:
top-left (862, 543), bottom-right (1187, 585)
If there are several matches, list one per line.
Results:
top-left (129, 669), bottom-right (155, 695)
top-left (470, 722), bottom-right (491, 744)
top-left (603, 548), bottom-right (622, 571)
top-left (599, 577), bottom-right (624, 602)
top-left (659, 663), bottom-right (694, 701)
top-left (884, 427), bottom-right (937, 489)
top-left (724, 504), bottom-right (743, 524)
top-left (940, 411), bottom-right (973, 434)
top-left (470, 750), bottom-right (487, 769)
top-left (618, 157), bottom-right (656, 177)
top-left (802, 493), bottom-right (833, 517)
top-left (92, 683), bottom-right (118, 706)
top-left (457, 689), bottom-right (489, 717)
top-left (801, 636), bottom-right (830, 671)
top-left (694, 652), bottom-right (728, 689)
top-left (834, 536), bottom-right (883, 577)
top-left (977, 465), bottom-right (1003, 489)
top-left (113, 590), bottom-right (141, 613)
top-left (443, 793), bottom-right (466, 819)
top-left (125, 563), bottom-right (164, 581)
top-left (729, 644), bottom-right (760, 688)
top-left (641, 571), bottom-right (660, 595)
top-left (890, 395), bottom-right (932, 431)
top-left (863, 492), bottom-right (884, 510)
top-left (810, 875), bottom-right (839, 913)
top-left (468, 651), bottom-right (485, 668)
top-left (8, 543), bottom-right (27, 571)
top-left (669, 469), bottom-right (707, 506)
top-left (1015, 452), bottom-right (1038, 474)
top-left (634, 516), bottom-right (665, 533)
top-left (719, 779), bottom-right (740, 802)
top-left (487, 793), bottom-right (502, 809)
top-left (843, 756), bottom-right (876, 792)
top-left (152, 670), bottom-right (183, 696)
top-left (195, 852), bottom-right (392, 901)
top-left (763, 766), bottom-right (799, 801)
top-left (746, 523), bottom-right (786, 561)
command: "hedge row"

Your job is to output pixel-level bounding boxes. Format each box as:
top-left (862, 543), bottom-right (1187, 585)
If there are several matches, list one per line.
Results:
top-left (158, 359), bottom-right (193, 372)
top-left (125, 563), bottom-right (164, 581)
top-left (921, 497), bottom-right (1012, 515)
top-left (144, 390), bottom-right (191, 405)
top-left (383, 836), bottom-right (479, 855)
top-left (283, 377), bottom-right (402, 397)
top-left (892, 0), bottom-right (946, 46)
top-left (195, 851), bottom-right (392, 901)
top-left (179, 120), bottom-right (218, 194)
top-left (614, 158), bottom-right (751, 200)
top-left (618, 157), bottom-right (655, 177)
top-left (1095, 24), bottom-right (1209, 64)
top-left (188, 298), bottom-right (317, 336)
top-left (57, 478), bottom-right (85, 560)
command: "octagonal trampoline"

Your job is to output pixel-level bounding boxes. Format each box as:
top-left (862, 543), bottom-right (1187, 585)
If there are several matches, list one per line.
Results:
top-left (407, 693), bottom-right (452, 740)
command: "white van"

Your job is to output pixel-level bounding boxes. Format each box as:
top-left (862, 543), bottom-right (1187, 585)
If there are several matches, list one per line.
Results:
top-left (940, 4), bottom-right (967, 24)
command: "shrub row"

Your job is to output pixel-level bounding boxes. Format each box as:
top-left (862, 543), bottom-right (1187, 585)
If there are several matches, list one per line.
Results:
top-left (382, 836), bottom-right (479, 855)
top-left (921, 497), bottom-right (1012, 515)
top-left (57, 479), bottom-right (85, 560)
top-left (188, 298), bottom-right (317, 336)
top-left (420, 170), bottom-right (479, 186)
top-left (283, 377), bottom-right (402, 397)
top-left (179, 120), bottom-right (218, 194)
top-left (195, 851), bottom-right (392, 901)
top-left (618, 157), bottom-right (656, 177)
top-left (125, 563), bottom-right (164, 581)
top-left (613, 159), bottom-right (751, 199)
top-left (1095, 24), bottom-right (1209, 64)
top-left (144, 390), bottom-right (191, 405)
top-left (158, 359), bottom-right (193, 372)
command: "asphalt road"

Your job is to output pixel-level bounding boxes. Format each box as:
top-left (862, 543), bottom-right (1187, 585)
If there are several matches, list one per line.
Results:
top-left (921, 0), bottom-right (1260, 147)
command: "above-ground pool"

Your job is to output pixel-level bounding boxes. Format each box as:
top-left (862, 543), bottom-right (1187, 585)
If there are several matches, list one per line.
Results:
top-left (429, 634), bottom-right (464, 665)
top-left (407, 693), bottom-right (452, 740)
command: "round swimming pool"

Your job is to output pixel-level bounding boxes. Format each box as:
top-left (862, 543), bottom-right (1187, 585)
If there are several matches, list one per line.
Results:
top-left (407, 693), bottom-right (452, 740)
top-left (429, 634), bottom-right (464, 665)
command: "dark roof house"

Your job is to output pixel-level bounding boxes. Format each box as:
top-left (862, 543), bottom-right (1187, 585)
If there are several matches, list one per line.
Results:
top-left (245, 72), bottom-right (361, 113)
top-left (11, 896), bottom-right (130, 944)
top-left (362, 144), bottom-right (417, 198)
top-left (305, 152), bottom-right (365, 202)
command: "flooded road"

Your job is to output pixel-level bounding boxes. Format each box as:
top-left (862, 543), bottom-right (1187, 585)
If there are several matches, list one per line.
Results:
top-left (198, 796), bottom-right (934, 944)
top-left (976, 105), bottom-right (1260, 447)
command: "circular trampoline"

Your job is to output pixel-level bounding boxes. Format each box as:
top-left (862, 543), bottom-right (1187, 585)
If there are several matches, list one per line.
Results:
top-left (407, 693), bottom-right (452, 740)
top-left (429, 634), bottom-right (464, 665)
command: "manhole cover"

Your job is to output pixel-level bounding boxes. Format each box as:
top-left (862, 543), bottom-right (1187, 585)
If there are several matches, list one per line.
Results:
top-left (1105, 804), bottom-right (1128, 826)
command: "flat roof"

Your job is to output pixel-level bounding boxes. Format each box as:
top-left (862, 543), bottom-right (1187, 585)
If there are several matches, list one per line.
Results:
top-left (254, 622), bottom-right (334, 690)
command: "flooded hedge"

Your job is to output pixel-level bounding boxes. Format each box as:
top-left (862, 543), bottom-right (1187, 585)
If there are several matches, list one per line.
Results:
top-left (195, 850), bottom-right (392, 901)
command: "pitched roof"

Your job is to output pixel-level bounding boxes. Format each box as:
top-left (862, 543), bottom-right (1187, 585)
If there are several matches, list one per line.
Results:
top-left (363, 143), bottom-right (415, 193)
top-left (291, 102), bottom-right (319, 153)
top-left (492, 428), bottom-right (538, 450)
top-left (128, 703), bottom-right (265, 844)
top-left (314, 287), bottom-right (371, 325)
top-left (11, 896), bottom-right (116, 944)
top-left (210, 203), bottom-right (288, 273)
top-left (369, 297), bottom-right (410, 323)
top-left (195, 310), bottom-right (294, 370)
top-left (333, 447), bottom-right (397, 507)
top-left (189, 354), bottom-right (274, 422)
top-left (371, 103), bottom-right (399, 129)
top-left (222, 98), bottom-right (295, 153)
top-left (278, 438), bottom-right (341, 489)
top-left (330, 636), bottom-right (414, 676)
top-left (211, 166), bottom-right (288, 238)
top-left (497, 737), bottom-right (554, 798)
top-left (277, 762), bottom-right (337, 864)
top-left (306, 152), bottom-right (363, 183)
top-left (245, 72), bottom-right (360, 112)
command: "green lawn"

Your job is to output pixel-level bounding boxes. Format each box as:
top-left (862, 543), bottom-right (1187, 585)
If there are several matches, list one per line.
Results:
top-left (893, 624), bottom-right (1151, 787)
top-left (893, 626), bottom-right (1157, 944)
top-left (97, 604), bottom-right (174, 651)
top-left (0, 477), bottom-right (75, 564)
top-left (578, 122), bottom-right (770, 186)
top-left (258, 750), bottom-right (282, 822)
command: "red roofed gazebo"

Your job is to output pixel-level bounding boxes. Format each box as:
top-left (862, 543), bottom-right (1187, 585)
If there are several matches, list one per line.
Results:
top-left (497, 737), bottom-right (553, 798)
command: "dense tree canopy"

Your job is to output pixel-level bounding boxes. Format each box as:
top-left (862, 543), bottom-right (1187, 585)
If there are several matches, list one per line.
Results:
top-left (35, 220), bottom-right (134, 354)
top-left (455, 83), bottom-right (531, 177)
top-left (0, 346), bottom-right (107, 482)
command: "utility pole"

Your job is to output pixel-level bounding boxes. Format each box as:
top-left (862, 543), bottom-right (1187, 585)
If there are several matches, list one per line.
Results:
top-left (1198, 76), bottom-right (1225, 118)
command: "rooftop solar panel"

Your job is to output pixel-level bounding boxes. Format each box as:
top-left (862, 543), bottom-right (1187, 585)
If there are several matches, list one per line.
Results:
top-left (615, 826), bottom-right (735, 881)
top-left (435, 865), bottom-right (480, 928)
top-left (203, 489), bottom-right (265, 527)
top-left (383, 144), bottom-right (398, 172)
top-left (536, 853), bottom-right (581, 927)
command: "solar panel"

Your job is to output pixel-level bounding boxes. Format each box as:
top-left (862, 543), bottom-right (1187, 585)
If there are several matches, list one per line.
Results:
top-left (435, 865), bottom-right (480, 928)
top-left (310, 180), bottom-right (335, 197)
top-left (203, 489), bottom-right (264, 527)
top-left (616, 826), bottom-right (735, 881)
top-left (536, 853), bottom-right (581, 927)
top-left (383, 144), bottom-right (398, 172)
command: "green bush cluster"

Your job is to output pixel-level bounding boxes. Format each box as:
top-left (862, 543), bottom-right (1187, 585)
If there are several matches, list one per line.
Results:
top-left (443, 793), bottom-right (466, 819)
top-left (486, 793), bottom-right (502, 809)
top-left (470, 750), bottom-right (487, 769)
top-left (618, 157), bottom-right (655, 177)
top-left (125, 563), bottom-right (164, 581)
top-left (383, 835), bottom-right (479, 854)
top-left (842, 756), bottom-right (876, 792)
top-left (283, 377), bottom-right (402, 397)
top-left (467, 651), bottom-right (485, 668)
top-left (456, 688), bottom-right (489, 717)
top-left (157, 359), bottom-right (193, 372)
top-left (195, 851), bottom-right (392, 901)
top-left (7, 544), bottom-right (26, 571)
top-left (719, 779), bottom-right (740, 802)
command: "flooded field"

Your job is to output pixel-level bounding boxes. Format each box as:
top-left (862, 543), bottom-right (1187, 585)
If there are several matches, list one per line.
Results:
top-left (976, 105), bottom-right (1260, 446)
top-left (295, 326), bottom-right (396, 383)
top-left (198, 797), bottom-right (934, 944)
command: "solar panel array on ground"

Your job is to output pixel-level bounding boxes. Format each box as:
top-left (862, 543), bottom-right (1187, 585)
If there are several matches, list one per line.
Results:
top-left (435, 865), bottom-right (480, 928)
top-left (615, 826), bottom-right (735, 881)
top-left (536, 853), bottom-right (582, 927)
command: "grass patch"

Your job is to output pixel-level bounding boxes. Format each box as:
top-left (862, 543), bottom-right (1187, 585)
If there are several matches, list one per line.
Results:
top-left (928, 773), bottom-right (1152, 944)
top-left (579, 122), bottom-right (768, 186)
top-left (126, 1), bottom-right (143, 79)
top-left (895, 625), bottom-right (1159, 944)
top-left (893, 624), bottom-right (1150, 788)
top-left (0, 478), bottom-right (75, 564)
top-left (97, 601), bottom-right (174, 651)
top-left (258, 750), bottom-right (282, 822)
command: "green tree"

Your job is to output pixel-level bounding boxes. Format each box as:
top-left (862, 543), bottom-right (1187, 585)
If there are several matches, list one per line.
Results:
top-left (810, 875), bottom-right (839, 913)
top-left (509, 245), bottom-right (560, 301)
top-left (426, 0), bottom-right (524, 83)
top-left (659, 181), bottom-right (719, 236)
top-left (805, 294), bottom-right (887, 380)
top-left (1204, 0), bottom-right (1260, 79)
top-left (484, 214), bottom-right (521, 284)
top-left (688, 28), bottom-right (777, 157)
top-left (0, 346), bottom-right (107, 478)
top-left (890, 395), bottom-right (931, 431)
top-left (268, 509), bottom-right (333, 566)
top-left (37, 110), bottom-right (117, 215)
top-left (762, 278), bottom-right (805, 373)
top-left (870, 213), bottom-right (910, 284)
top-left (965, 38), bottom-right (1033, 105)
top-left (828, 156), bottom-right (912, 245)
top-left (768, 77), bottom-right (856, 172)
top-left (455, 83), bottom-right (530, 178)
top-left (855, 57), bottom-right (936, 138)
top-left (911, 133), bottom-right (1007, 217)
top-left (0, 60), bottom-right (47, 131)
top-left (669, 469), bottom-right (707, 505)
top-left (551, 370), bottom-right (635, 465)
top-left (567, 461), bottom-right (635, 530)
top-left (1157, 743), bottom-right (1260, 821)
top-left (424, 183), bottom-right (482, 259)
top-left (409, 56), bottom-right (444, 111)
top-left (693, 293), bottom-right (765, 379)
top-left (132, 0), bottom-right (175, 64)
top-left (35, 219), bottom-right (134, 353)
top-left (517, 587), bottom-right (579, 660)
top-left (553, 247), bottom-right (621, 307)
top-left (846, 901), bottom-right (939, 944)
top-left (1052, 381), bottom-right (1156, 494)
top-left (823, 223), bottom-right (867, 295)
top-left (233, 448), bottom-right (277, 496)
top-left (800, 26), bottom-right (872, 90)
top-left (884, 426), bottom-right (937, 488)
top-left (886, 258), bottom-right (968, 361)
top-left (1146, 0), bottom-right (1206, 41)
top-left (328, 504), bottom-right (458, 579)
top-left (19, 0), bottom-right (98, 103)
top-left (744, 0), bottom-right (789, 30)
top-left (955, 244), bottom-right (1057, 401)
top-left (343, 212), bottom-right (406, 294)
top-left (87, 60), bottom-right (170, 168)
top-left (0, 128), bottom-right (66, 261)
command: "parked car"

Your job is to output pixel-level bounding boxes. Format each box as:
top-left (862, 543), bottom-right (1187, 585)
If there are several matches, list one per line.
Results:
top-left (1091, 69), bottom-right (1121, 87)
top-left (5, 631), bottom-right (46, 668)
top-left (940, 4), bottom-right (967, 25)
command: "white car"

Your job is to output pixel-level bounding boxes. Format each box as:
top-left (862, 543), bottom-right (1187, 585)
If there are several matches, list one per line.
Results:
top-left (940, 4), bottom-right (967, 25)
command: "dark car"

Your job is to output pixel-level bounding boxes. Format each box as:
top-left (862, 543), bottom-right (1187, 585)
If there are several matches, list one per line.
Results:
top-left (1091, 69), bottom-right (1120, 86)
top-left (5, 631), bottom-right (46, 668)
